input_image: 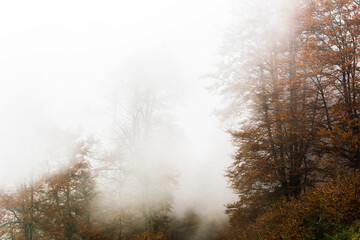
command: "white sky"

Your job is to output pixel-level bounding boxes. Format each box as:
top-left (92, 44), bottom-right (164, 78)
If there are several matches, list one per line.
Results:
top-left (0, 0), bottom-right (237, 213)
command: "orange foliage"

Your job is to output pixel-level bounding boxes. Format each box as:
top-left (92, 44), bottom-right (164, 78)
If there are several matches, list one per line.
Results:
top-left (301, 0), bottom-right (360, 171)
top-left (132, 231), bottom-right (170, 240)
top-left (0, 140), bottom-right (107, 240)
top-left (225, 171), bottom-right (360, 240)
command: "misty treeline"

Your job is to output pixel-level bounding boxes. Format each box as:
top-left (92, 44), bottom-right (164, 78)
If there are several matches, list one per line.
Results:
top-left (213, 0), bottom-right (360, 239)
top-left (1, 0), bottom-right (360, 239)
top-left (0, 81), bottom-right (224, 240)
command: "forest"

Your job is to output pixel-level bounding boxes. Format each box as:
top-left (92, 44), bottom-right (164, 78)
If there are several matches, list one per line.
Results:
top-left (0, 0), bottom-right (360, 239)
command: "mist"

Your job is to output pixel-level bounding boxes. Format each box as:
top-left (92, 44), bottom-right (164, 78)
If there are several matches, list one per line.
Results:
top-left (0, 0), bottom-right (238, 239)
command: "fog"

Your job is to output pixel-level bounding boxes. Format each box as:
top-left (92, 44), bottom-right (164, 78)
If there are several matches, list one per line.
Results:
top-left (0, 1), bottom-right (241, 238)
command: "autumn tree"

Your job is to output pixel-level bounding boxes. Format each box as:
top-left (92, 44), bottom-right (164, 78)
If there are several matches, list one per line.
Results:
top-left (215, 0), bottom-right (360, 237)
top-left (214, 0), bottom-right (320, 228)
top-left (0, 182), bottom-right (38, 240)
top-left (212, 0), bottom-right (346, 235)
top-left (300, 0), bottom-right (360, 173)
top-left (37, 139), bottom-right (104, 239)
top-left (0, 138), bottom-right (105, 240)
